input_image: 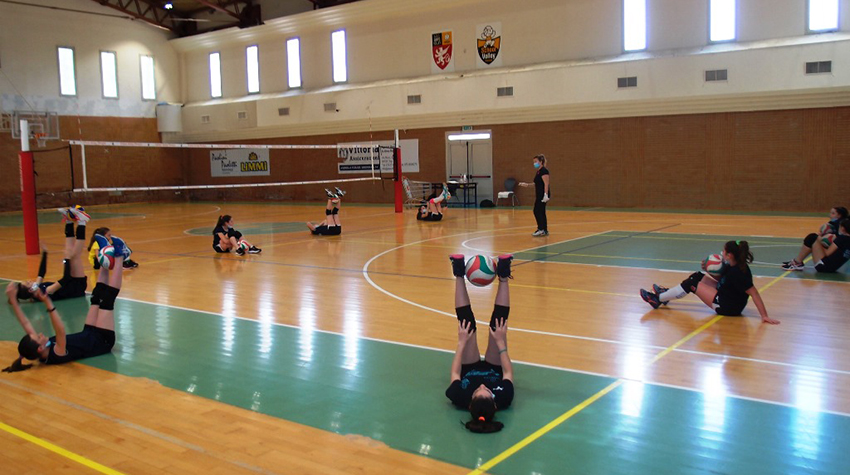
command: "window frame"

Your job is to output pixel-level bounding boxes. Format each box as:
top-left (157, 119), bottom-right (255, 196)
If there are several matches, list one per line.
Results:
top-left (246, 44), bottom-right (260, 94)
top-left (139, 54), bottom-right (157, 101)
top-left (807, 0), bottom-right (840, 33)
top-left (286, 37), bottom-right (302, 89)
top-left (331, 29), bottom-right (348, 83)
top-left (99, 50), bottom-right (119, 99)
top-left (209, 51), bottom-right (223, 99)
top-left (708, 0), bottom-right (738, 44)
top-left (57, 46), bottom-right (77, 97)
top-left (622, 0), bottom-right (647, 52)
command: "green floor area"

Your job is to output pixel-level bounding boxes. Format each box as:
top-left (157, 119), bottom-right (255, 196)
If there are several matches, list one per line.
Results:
top-left (185, 222), bottom-right (310, 235)
top-left (1, 290), bottom-right (847, 473)
top-left (514, 231), bottom-right (849, 281)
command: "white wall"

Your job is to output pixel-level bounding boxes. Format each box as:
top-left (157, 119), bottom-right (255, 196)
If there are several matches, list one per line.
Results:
top-left (0, 0), bottom-right (179, 117)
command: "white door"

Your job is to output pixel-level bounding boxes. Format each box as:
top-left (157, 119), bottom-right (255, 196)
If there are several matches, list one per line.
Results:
top-left (445, 131), bottom-right (493, 206)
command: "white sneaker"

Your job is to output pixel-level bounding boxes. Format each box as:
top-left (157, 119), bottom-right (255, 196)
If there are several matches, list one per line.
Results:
top-left (532, 230), bottom-right (545, 236)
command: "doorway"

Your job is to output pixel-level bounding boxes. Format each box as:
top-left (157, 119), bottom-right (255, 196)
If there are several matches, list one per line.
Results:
top-left (445, 131), bottom-right (493, 206)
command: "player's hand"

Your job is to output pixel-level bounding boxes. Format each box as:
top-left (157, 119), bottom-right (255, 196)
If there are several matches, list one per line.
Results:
top-left (541, 194), bottom-right (549, 203)
top-left (33, 288), bottom-right (48, 302)
top-left (458, 320), bottom-right (475, 341)
top-left (762, 315), bottom-right (780, 325)
top-left (490, 318), bottom-right (508, 344)
top-left (518, 182), bottom-right (529, 187)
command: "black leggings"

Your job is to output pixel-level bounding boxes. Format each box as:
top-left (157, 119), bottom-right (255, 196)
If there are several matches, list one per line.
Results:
top-left (533, 200), bottom-right (548, 231)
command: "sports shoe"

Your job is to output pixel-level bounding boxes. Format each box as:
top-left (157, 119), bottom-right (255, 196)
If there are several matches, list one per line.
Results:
top-left (334, 187), bottom-right (346, 197)
top-left (496, 254), bottom-right (513, 280)
top-left (68, 206), bottom-right (90, 224)
top-left (541, 230), bottom-right (549, 236)
top-left (640, 289), bottom-right (662, 310)
top-left (325, 189), bottom-right (338, 199)
top-left (532, 230), bottom-right (545, 236)
top-left (110, 236), bottom-right (126, 259)
top-left (93, 233), bottom-right (110, 249)
top-left (123, 259), bottom-right (139, 269)
top-left (57, 208), bottom-right (74, 222)
top-left (248, 246), bottom-right (262, 254)
top-left (449, 254), bottom-right (466, 277)
top-left (781, 260), bottom-right (804, 271)
top-left (235, 247), bottom-right (246, 256)
top-left (652, 284), bottom-right (669, 305)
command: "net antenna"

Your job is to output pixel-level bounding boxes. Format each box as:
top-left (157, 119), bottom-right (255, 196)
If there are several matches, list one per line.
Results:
top-left (67, 140), bottom-right (384, 193)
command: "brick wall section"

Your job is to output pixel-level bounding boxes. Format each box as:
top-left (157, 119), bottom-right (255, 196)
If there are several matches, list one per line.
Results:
top-left (1, 107), bottom-right (848, 212)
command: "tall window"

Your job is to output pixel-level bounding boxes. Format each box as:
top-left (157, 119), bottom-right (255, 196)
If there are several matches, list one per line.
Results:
top-left (286, 38), bottom-right (302, 89)
top-left (710, 0), bottom-right (736, 42)
top-left (331, 29), bottom-right (347, 83)
top-left (246, 45), bottom-right (260, 94)
top-left (623, 0), bottom-right (647, 51)
top-left (209, 52), bottom-right (222, 98)
top-left (57, 47), bottom-right (76, 96)
top-left (100, 51), bottom-right (118, 98)
top-left (140, 55), bottom-right (156, 100)
top-left (809, 0), bottom-right (839, 32)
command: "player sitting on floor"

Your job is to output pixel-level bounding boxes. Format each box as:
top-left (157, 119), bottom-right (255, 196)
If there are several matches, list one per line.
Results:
top-left (446, 253), bottom-right (515, 433)
top-left (2, 234), bottom-right (126, 373)
top-left (307, 188), bottom-right (346, 236)
top-left (640, 240), bottom-right (779, 325)
top-left (782, 218), bottom-right (850, 273)
top-left (88, 227), bottom-right (139, 269)
top-left (782, 207), bottom-right (848, 271)
top-left (14, 206), bottom-right (90, 302)
top-left (213, 215), bottom-right (262, 255)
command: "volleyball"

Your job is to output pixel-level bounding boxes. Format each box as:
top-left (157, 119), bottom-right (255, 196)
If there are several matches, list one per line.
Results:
top-left (465, 255), bottom-right (497, 287)
top-left (238, 239), bottom-right (250, 251)
top-left (821, 233), bottom-right (836, 248)
top-left (819, 223), bottom-right (833, 235)
top-left (98, 245), bottom-right (116, 270)
top-left (702, 253), bottom-right (724, 277)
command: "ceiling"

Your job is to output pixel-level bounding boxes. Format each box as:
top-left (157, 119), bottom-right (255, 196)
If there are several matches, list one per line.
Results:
top-left (91, 0), bottom-right (365, 37)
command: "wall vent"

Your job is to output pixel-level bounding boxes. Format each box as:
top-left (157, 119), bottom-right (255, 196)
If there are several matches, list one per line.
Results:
top-left (278, 107), bottom-right (290, 116)
top-left (705, 69), bottom-right (728, 82)
top-left (805, 61), bottom-right (832, 74)
top-left (324, 102), bottom-right (337, 112)
top-left (407, 94), bottom-right (422, 104)
top-left (497, 86), bottom-right (513, 97)
top-left (237, 111), bottom-right (248, 120)
top-left (200, 115), bottom-right (211, 124)
top-left (617, 77), bottom-right (637, 88)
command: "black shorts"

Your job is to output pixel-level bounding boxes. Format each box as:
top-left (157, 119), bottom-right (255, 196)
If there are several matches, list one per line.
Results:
top-left (51, 276), bottom-right (88, 301)
top-left (460, 360), bottom-right (503, 379)
top-left (82, 324), bottom-right (116, 356)
top-left (312, 225), bottom-right (341, 236)
top-left (712, 294), bottom-right (745, 317)
top-left (815, 257), bottom-right (846, 273)
top-left (213, 243), bottom-right (230, 253)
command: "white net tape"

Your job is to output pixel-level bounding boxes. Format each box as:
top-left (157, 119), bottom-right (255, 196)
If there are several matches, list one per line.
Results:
top-left (67, 140), bottom-right (394, 193)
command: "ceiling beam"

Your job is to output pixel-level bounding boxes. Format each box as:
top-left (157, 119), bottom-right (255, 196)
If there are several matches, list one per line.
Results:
top-left (194, 0), bottom-right (241, 19)
top-left (91, 0), bottom-right (176, 32)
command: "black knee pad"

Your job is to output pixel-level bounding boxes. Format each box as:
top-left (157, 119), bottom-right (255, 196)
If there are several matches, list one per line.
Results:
top-left (90, 282), bottom-right (106, 306)
top-left (325, 209), bottom-right (332, 216)
top-left (75, 224), bottom-right (86, 240)
top-left (490, 305), bottom-right (509, 330)
top-left (456, 305), bottom-right (476, 332)
top-left (332, 208), bottom-right (339, 215)
top-left (803, 233), bottom-right (818, 248)
top-left (98, 285), bottom-right (120, 311)
top-left (680, 271), bottom-right (704, 293)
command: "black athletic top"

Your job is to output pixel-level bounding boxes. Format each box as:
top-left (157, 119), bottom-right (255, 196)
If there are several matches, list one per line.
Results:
top-left (820, 234), bottom-right (850, 271)
top-left (40, 326), bottom-right (115, 365)
top-left (446, 361), bottom-right (514, 409)
top-left (826, 218), bottom-right (841, 235)
top-left (533, 166), bottom-right (550, 199)
top-left (213, 225), bottom-right (227, 246)
top-left (715, 264), bottom-right (754, 314)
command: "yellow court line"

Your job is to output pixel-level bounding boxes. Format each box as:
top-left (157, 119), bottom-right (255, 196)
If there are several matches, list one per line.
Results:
top-left (0, 421), bottom-right (125, 475)
top-left (467, 259), bottom-right (801, 474)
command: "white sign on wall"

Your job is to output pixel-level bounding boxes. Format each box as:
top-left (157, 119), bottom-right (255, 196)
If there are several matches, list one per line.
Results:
top-left (431, 30), bottom-right (455, 73)
top-left (476, 22), bottom-right (503, 68)
top-left (337, 139), bottom-right (420, 174)
top-left (210, 149), bottom-right (270, 177)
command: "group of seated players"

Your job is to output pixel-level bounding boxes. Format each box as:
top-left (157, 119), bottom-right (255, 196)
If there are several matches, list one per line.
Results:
top-left (5, 200), bottom-right (848, 435)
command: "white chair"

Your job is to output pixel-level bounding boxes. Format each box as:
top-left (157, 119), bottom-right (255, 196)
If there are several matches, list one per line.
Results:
top-left (496, 178), bottom-right (519, 206)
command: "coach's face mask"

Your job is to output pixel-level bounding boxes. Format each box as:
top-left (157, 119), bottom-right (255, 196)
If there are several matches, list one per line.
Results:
top-left (533, 162), bottom-right (541, 169)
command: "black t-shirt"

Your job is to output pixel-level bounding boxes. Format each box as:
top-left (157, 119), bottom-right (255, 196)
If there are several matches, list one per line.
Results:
top-left (445, 362), bottom-right (514, 409)
top-left (826, 218), bottom-right (841, 235)
top-left (822, 234), bottom-right (850, 270)
top-left (40, 327), bottom-right (113, 365)
top-left (213, 225), bottom-right (227, 246)
top-left (715, 264), bottom-right (754, 314)
top-left (533, 167), bottom-right (550, 199)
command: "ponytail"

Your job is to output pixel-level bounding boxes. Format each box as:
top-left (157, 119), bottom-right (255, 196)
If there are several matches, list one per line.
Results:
top-left (2, 356), bottom-right (33, 373)
top-left (216, 215), bottom-right (231, 228)
top-left (87, 227), bottom-right (110, 251)
top-left (465, 396), bottom-right (503, 433)
top-left (725, 240), bottom-right (753, 269)
top-left (534, 154), bottom-right (546, 165)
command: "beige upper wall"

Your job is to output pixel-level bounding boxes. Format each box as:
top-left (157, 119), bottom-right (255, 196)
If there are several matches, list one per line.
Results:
top-left (0, 0), bottom-right (179, 117)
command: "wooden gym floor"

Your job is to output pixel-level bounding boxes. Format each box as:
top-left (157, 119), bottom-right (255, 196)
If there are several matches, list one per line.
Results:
top-left (0, 202), bottom-right (848, 474)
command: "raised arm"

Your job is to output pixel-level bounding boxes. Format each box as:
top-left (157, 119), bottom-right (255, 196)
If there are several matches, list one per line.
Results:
top-left (6, 282), bottom-right (37, 337)
top-left (491, 319), bottom-right (513, 382)
top-left (34, 290), bottom-right (66, 353)
top-left (450, 321), bottom-right (474, 383)
top-left (746, 287), bottom-right (779, 325)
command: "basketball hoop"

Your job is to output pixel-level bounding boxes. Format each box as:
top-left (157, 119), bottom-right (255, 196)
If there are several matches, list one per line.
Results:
top-left (34, 133), bottom-right (47, 148)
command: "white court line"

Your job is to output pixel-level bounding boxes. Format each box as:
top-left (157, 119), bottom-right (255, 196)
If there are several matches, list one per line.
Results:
top-left (460, 229), bottom-right (612, 255)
